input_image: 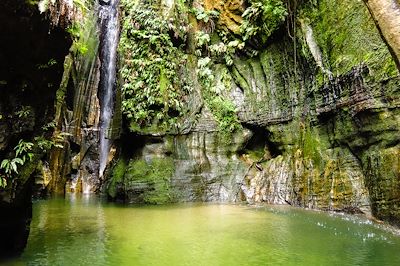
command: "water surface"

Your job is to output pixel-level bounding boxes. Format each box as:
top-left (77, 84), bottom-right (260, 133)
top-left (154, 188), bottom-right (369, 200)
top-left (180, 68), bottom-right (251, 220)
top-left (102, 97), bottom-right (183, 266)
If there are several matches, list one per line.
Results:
top-left (14, 195), bottom-right (400, 265)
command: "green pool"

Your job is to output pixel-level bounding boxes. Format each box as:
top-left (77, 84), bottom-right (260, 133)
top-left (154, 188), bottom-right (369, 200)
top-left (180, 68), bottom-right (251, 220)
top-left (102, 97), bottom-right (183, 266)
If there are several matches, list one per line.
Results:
top-left (12, 195), bottom-right (400, 265)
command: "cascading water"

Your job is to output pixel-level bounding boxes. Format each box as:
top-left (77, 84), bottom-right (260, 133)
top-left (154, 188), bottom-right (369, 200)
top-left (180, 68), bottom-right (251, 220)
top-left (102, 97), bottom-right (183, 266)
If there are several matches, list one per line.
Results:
top-left (98, 0), bottom-right (120, 179)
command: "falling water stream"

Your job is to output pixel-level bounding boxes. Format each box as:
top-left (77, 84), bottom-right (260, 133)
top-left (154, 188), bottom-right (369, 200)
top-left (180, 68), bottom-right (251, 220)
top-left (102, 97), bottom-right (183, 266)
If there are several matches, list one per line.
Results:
top-left (98, 0), bottom-right (120, 179)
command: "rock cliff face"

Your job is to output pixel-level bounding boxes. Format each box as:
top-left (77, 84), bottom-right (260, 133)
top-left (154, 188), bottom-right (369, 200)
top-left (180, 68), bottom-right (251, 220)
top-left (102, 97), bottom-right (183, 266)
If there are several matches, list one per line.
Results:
top-left (44, 0), bottom-right (122, 195)
top-left (0, 0), bottom-right (72, 256)
top-left (107, 0), bottom-right (400, 226)
top-left (2, 0), bottom-right (400, 257)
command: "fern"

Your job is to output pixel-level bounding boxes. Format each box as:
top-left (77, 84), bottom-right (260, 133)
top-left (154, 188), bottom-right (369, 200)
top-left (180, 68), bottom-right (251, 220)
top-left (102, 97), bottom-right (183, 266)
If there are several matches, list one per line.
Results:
top-left (240, 0), bottom-right (288, 42)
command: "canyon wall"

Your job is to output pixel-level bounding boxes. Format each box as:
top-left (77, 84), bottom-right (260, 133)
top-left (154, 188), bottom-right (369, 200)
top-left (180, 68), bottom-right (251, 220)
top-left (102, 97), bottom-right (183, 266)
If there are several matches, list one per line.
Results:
top-left (2, 0), bottom-right (400, 256)
top-left (106, 0), bottom-right (400, 226)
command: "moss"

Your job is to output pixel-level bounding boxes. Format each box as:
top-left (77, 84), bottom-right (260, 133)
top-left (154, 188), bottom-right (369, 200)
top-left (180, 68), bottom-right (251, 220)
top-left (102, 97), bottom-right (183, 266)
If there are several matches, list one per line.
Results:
top-left (302, 0), bottom-right (398, 79)
top-left (300, 122), bottom-right (325, 169)
top-left (363, 147), bottom-right (400, 226)
top-left (197, 61), bottom-right (242, 141)
top-left (107, 156), bottom-right (176, 204)
top-left (246, 149), bottom-right (265, 162)
top-left (125, 158), bottom-right (175, 204)
top-left (107, 157), bottom-right (128, 198)
top-left (287, 145), bottom-right (364, 210)
top-left (231, 63), bottom-right (250, 91)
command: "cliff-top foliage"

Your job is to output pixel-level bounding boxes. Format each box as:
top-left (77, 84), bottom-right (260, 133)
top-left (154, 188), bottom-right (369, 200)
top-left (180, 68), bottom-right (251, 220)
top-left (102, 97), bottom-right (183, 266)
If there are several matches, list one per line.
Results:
top-left (119, 0), bottom-right (191, 134)
top-left (118, 0), bottom-right (291, 136)
top-left (240, 0), bottom-right (287, 44)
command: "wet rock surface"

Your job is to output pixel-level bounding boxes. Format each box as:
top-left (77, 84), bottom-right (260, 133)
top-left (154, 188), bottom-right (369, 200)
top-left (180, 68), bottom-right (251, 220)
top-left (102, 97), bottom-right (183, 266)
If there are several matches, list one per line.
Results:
top-left (106, 131), bottom-right (249, 203)
top-left (106, 0), bottom-right (400, 228)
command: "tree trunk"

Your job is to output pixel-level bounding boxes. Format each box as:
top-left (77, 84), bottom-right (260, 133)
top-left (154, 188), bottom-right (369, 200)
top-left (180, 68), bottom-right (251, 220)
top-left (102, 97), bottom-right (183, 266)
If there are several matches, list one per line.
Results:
top-left (363, 0), bottom-right (400, 71)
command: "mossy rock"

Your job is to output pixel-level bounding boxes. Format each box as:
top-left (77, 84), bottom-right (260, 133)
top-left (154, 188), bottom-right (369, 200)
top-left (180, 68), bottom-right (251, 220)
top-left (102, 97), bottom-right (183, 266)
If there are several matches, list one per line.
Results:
top-left (107, 157), bottom-right (175, 204)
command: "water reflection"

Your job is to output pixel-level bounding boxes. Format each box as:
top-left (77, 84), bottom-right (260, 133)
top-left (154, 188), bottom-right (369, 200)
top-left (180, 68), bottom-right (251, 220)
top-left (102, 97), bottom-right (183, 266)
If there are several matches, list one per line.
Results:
top-left (15, 198), bottom-right (400, 265)
top-left (21, 194), bottom-right (107, 265)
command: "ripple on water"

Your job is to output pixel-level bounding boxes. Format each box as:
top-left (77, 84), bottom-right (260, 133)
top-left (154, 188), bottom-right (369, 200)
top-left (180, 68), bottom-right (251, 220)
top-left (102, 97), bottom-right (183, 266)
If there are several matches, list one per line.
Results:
top-left (11, 197), bottom-right (400, 266)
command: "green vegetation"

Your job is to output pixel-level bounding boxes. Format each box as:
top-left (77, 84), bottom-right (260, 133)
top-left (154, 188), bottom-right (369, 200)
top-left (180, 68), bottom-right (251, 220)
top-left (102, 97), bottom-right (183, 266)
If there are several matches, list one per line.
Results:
top-left (67, 23), bottom-right (89, 55)
top-left (107, 157), bottom-right (128, 198)
top-left (37, 58), bottom-right (57, 70)
top-left (0, 120), bottom-right (69, 189)
top-left (65, 0), bottom-right (97, 56)
top-left (208, 97), bottom-right (241, 137)
top-left (195, 30), bottom-right (245, 66)
top-left (190, 6), bottom-right (219, 24)
top-left (14, 139), bottom-right (34, 163)
top-left (15, 106), bottom-right (32, 118)
top-left (196, 57), bottom-right (242, 139)
top-left (190, 6), bottom-right (219, 33)
top-left (303, 0), bottom-right (397, 79)
top-left (116, 0), bottom-right (292, 136)
top-left (0, 140), bottom-right (34, 188)
top-left (34, 132), bottom-right (68, 152)
top-left (72, 0), bottom-right (90, 12)
top-left (108, 157), bottom-right (175, 204)
top-left (299, 122), bottom-right (325, 169)
top-left (119, 0), bottom-right (191, 133)
top-left (363, 148), bottom-right (400, 223)
top-left (1, 158), bottom-right (25, 176)
top-left (128, 158), bottom-right (174, 204)
top-left (241, 0), bottom-right (287, 43)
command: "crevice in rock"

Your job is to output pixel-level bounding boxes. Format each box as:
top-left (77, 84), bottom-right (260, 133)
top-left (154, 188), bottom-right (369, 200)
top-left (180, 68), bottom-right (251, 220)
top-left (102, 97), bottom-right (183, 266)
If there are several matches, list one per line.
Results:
top-left (239, 125), bottom-right (281, 161)
top-left (65, 80), bottom-right (75, 111)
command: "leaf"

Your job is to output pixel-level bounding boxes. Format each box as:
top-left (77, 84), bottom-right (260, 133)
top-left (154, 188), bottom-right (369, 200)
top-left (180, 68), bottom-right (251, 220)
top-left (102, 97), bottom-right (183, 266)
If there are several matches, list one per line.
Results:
top-left (0, 177), bottom-right (7, 188)
top-left (1, 160), bottom-right (7, 169)
top-left (13, 158), bottom-right (24, 165)
top-left (11, 161), bottom-right (18, 174)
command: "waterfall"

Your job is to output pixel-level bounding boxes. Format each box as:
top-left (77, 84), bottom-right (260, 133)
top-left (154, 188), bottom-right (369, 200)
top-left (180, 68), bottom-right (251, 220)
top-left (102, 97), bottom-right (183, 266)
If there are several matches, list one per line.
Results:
top-left (98, 0), bottom-right (120, 178)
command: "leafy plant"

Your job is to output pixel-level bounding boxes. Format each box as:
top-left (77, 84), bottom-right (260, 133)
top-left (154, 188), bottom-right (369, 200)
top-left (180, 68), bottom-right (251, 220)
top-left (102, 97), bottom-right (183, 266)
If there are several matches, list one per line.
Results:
top-left (191, 7), bottom-right (219, 24)
top-left (240, 0), bottom-right (287, 42)
top-left (209, 40), bottom-right (245, 66)
top-left (1, 158), bottom-right (24, 175)
top-left (196, 57), bottom-right (242, 139)
top-left (37, 58), bottom-right (57, 69)
top-left (0, 174), bottom-right (6, 188)
top-left (195, 31), bottom-right (211, 56)
top-left (208, 96), bottom-right (242, 137)
top-left (53, 132), bottom-right (70, 148)
top-left (67, 23), bottom-right (89, 55)
top-left (14, 140), bottom-right (34, 163)
top-left (191, 6), bottom-right (219, 34)
top-left (35, 137), bottom-right (54, 151)
top-left (35, 132), bottom-right (70, 152)
top-left (41, 121), bottom-right (56, 131)
top-left (0, 139), bottom-right (34, 188)
top-left (119, 0), bottom-right (190, 133)
top-left (15, 106), bottom-right (32, 118)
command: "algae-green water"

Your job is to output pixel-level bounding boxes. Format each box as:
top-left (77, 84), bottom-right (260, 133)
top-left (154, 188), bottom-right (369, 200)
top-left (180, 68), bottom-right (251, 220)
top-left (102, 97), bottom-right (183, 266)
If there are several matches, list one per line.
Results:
top-left (13, 195), bottom-right (400, 265)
